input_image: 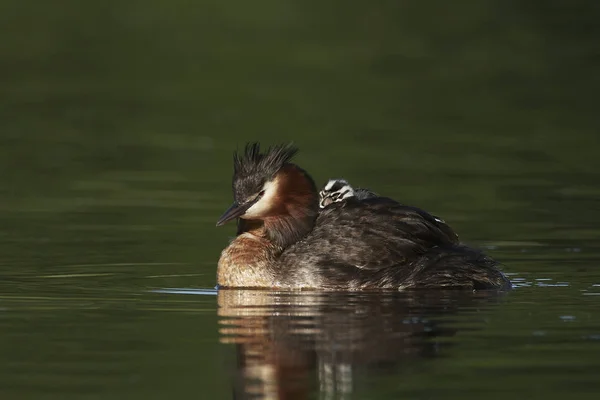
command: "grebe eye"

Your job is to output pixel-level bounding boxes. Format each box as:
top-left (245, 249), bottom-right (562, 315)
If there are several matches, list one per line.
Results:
top-left (258, 190), bottom-right (265, 197)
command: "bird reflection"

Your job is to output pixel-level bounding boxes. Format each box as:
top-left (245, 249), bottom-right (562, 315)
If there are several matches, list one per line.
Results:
top-left (218, 290), bottom-right (505, 400)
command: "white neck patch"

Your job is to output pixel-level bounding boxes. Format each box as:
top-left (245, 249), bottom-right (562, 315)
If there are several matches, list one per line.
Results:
top-left (243, 178), bottom-right (278, 219)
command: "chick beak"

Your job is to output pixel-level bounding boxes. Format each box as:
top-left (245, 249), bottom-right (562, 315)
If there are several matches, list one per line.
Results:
top-left (216, 199), bottom-right (257, 227)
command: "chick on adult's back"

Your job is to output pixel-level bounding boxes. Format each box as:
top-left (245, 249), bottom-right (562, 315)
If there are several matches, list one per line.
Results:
top-left (216, 143), bottom-right (511, 291)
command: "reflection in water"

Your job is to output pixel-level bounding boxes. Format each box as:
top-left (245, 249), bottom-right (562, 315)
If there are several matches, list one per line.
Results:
top-left (218, 290), bottom-right (506, 399)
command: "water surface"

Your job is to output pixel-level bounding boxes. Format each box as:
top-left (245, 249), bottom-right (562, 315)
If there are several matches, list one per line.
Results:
top-left (1, 1), bottom-right (600, 399)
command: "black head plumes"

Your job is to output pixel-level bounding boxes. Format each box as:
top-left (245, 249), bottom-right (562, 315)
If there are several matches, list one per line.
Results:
top-left (231, 142), bottom-right (298, 203)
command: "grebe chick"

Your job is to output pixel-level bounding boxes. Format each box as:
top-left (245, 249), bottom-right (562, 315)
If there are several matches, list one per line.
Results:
top-left (216, 143), bottom-right (511, 291)
top-left (319, 179), bottom-right (377, 208)
top-left (319, 178), bottom-right (448, 225)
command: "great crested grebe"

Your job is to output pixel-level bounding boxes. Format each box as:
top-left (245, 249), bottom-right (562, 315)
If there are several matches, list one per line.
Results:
top-left (319, 178), bottom-right (448, 225)
top-left (216, 143), bottom-right (511, 290)
top-left (318, 179), bottom-right (377, 208)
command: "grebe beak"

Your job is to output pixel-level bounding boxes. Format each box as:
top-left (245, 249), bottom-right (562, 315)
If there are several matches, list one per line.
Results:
top-left (216, 199), bottom-right (258, 226)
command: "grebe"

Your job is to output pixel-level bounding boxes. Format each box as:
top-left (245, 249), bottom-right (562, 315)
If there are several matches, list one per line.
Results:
top-left (216, 143), bottom-right (511, 290)
top-left (318, 179), bottom-right (377, 208)
top-left (319, 178), bottom-right (448, 225)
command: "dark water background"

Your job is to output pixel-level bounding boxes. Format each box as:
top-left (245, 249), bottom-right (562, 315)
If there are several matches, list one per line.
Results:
top-left (1, 1), bottom-right (600, 398)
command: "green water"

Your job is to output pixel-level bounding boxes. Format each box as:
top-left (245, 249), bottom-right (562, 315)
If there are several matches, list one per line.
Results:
top-left (1, 1), bottom-right (600, 398)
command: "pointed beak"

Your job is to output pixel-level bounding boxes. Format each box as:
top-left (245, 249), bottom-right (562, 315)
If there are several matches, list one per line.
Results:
top-left (216, 200), bottom-right (256, 227)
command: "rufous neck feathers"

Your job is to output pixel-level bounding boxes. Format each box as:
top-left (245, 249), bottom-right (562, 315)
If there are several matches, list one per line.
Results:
top-left (261, 164), bottom-right (318, 249)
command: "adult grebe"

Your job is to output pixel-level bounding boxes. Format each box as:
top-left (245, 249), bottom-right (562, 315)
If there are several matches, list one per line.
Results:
top-left (216, 143), bottom-right (511, 291)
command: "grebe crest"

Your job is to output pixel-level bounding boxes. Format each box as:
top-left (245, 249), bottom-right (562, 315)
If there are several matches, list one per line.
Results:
top-left (217, 142), bottom-right (318, 249)
top-left (319, 179), bottom-right (378, 208)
